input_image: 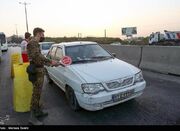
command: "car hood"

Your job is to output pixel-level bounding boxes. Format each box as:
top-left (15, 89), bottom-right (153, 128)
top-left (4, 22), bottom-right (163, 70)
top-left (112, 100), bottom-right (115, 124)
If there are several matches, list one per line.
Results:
top-left (70, 58), bottom-right (140, 83)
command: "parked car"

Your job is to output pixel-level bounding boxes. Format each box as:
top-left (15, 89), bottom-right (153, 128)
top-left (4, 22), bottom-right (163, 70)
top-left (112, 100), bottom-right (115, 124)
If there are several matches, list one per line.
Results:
top-left (0, 32), bottom-right (8, 52)
top-left (45, 41), bottom-right (146, 111)
top-left (39, 42), bottom-right (55, 56)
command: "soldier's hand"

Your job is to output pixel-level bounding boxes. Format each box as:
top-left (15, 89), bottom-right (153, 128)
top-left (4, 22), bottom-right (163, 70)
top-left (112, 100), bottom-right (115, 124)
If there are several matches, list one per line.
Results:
top-left (51, 60), bottom-right (55, 65)
top-left (51, 60), bottom-right (58, 66)
top-left (51, 60), bottom-right (62, 67)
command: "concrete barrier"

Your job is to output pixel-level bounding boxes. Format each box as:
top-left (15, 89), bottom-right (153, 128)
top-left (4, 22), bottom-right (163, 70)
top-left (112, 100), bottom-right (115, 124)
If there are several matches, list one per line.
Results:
top-left (140, 46), bottom-right (180, 75)
top-left (13, 63), bottom-right (33, 112)
top-left (101, 45), bottom-right (180, 75)
top-left (101, 45), bottom-right (142, 67)
top-left (9, 47), bottom-right (23, 78)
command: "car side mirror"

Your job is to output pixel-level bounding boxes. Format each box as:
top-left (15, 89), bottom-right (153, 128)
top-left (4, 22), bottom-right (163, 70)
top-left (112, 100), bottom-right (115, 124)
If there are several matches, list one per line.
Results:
top-left (112, 53), bottom-right (116, 57)
top-left (46, 55), bottom-right (51, 60)
top-left (52, 61), bottom-right (65, 67)
top-left (59, 61), bottom-right (65, 67)
top-left (46, 51), bottom-right (51, 59)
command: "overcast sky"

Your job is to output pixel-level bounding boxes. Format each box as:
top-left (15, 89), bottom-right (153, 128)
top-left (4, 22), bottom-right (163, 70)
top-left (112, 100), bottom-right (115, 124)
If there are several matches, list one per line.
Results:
top-left (0, 0), bottom-right (180, 38)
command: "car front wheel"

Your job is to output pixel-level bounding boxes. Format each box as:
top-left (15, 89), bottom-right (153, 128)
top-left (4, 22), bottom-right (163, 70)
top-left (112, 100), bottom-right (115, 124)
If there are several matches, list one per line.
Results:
top-left (65, 86), bottom-right (80, 111)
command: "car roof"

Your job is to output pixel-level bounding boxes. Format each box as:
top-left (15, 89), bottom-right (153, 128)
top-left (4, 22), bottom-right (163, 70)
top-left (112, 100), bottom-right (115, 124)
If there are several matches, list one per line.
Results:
top-left (52, 41), bottom-right (98, 47)
top-left (39, 42), bottom-right (55, 44)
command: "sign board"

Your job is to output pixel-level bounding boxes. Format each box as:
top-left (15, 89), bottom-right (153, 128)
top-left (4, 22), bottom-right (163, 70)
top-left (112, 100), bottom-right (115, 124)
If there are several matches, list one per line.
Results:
top-left (61, 56), bottom-right (72, 66)
top-left (122, 27), bottom-right (137, 36)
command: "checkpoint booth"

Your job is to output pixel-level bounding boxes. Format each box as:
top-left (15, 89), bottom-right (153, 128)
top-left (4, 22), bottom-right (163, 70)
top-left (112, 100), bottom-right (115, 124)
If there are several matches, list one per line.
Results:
top-left (11, 51), bottom-right (33, 112)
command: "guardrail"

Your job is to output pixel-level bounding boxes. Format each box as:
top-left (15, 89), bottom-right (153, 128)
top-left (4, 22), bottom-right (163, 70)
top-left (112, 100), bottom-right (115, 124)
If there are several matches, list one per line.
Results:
top-left (101, 45), bottom-right (180, 76)
top-left (102, 45), bottom-right (142, 67)
top-left (140, 46), bottom-right (180, 75)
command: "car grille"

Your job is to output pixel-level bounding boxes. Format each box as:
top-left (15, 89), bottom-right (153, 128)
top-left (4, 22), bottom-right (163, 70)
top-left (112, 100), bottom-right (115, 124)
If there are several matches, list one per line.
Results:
top-left (106, 77), bottom-right (133, 90)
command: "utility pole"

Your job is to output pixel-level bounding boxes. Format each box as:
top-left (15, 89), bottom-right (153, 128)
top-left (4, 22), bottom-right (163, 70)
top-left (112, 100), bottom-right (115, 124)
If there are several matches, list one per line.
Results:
top-left (19, 2), bottom-right (30, 32)
top-left (78, 33), bottom-right (82, 40)
top-left (15, 24), bottom-right (18, 36)
top-left (104, 29), bottom-right (107, 44)
top-left (78, 33), bottom-right (80, 38)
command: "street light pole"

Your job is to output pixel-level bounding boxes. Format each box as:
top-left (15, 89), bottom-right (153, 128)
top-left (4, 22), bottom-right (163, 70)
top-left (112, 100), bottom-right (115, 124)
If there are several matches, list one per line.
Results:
top-left (15, 24), bottom-right (18, 36)
top-left (104, 29), bottom-right (106, 38)
top-left (19, 2), bottom-right (30, 32)
top-left (24, 3), bottom-right (29, 32)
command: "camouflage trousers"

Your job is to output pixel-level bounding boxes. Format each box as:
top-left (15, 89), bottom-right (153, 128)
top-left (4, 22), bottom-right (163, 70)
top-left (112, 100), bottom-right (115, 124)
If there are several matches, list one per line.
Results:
top-left (30, 68), bottom-right (45, 111)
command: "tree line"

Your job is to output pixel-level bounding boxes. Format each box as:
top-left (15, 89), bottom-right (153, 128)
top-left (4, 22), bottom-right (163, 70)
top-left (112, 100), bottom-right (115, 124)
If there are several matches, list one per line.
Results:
top-left (7, 35), bottom-right (149, 45)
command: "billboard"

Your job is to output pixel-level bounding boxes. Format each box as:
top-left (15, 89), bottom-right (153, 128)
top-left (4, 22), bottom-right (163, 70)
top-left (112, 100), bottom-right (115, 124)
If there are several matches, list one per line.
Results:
top-left (122, 27), bottom-right (137, 36)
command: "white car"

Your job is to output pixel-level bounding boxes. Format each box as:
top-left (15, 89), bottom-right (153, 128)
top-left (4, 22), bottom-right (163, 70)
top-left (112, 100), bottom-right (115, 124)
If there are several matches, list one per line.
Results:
top-left (0, 32), bottom-right (8, 52)
top-left (39, 42), bottom-right (55, 56)
top-left (45, 41), bottom-right (146, 111)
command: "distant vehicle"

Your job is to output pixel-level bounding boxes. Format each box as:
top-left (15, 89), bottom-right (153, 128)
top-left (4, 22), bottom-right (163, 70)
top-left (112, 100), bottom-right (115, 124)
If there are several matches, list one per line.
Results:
top-left (8, 43), bottom-right (12, 47)
top-left (0, 32), bottom-right (8, 51)
top-left (149, 30), bottom-right (180, 45)
top-left (12, 43), bottom-right (18, 47)
top-left (110, 42), bottom-right (122, 45)
top-left (45, 41), bottom-right (146, 111)
top-left (39, 42), bottom-right (55, 56)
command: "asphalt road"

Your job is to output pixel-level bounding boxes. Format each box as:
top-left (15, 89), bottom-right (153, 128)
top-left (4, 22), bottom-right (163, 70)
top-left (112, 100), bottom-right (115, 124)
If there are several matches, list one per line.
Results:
top-left (0, 47), bottom-right (180, 125)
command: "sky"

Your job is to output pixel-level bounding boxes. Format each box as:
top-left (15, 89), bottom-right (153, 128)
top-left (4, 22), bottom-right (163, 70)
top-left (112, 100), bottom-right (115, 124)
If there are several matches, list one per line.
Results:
top-left (0, 0), bottom-right (180, 38)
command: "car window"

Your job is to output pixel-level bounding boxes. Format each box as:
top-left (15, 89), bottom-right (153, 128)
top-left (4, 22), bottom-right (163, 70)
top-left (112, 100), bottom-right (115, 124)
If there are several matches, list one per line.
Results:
top-left (42, 43), bottom-right (53, 50)
top-left (65, 44), bottom-right (112, 64)
top-left (90, 45), bottom-right (109, 56)
top-left (47, 46), bottom-right (57, 60)
top-left (65, 46), bottom-right (79, 62)
top-left (54, 47), bottom-right (63, 61)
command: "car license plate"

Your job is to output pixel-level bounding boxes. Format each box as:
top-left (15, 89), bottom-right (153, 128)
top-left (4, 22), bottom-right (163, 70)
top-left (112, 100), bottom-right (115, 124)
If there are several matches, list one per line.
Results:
top-left (112, 89), bottom-right (134, 102)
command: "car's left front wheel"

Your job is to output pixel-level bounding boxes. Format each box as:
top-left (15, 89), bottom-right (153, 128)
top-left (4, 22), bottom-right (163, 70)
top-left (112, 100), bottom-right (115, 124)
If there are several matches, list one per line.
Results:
top-left (65, 86), bottom-right (80, 111)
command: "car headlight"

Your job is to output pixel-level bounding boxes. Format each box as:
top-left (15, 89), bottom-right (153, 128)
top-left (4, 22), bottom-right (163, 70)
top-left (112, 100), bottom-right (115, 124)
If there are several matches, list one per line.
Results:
top-left (81, 83), bottom-right (105, 94)
top-left (134, 71), bottom-right (144, 83)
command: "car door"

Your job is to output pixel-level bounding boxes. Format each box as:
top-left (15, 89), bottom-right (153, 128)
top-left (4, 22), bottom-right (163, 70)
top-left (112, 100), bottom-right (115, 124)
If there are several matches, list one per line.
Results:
top-left (46, 46), bottom-right (59, 83)
top-left (53, 47), bottom-right (66, 90)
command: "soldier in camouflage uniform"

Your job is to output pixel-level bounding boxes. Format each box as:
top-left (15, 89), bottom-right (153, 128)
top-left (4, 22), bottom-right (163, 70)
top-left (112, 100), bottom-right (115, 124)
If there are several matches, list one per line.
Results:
top-left (27, 27), bottom-right (57, 125)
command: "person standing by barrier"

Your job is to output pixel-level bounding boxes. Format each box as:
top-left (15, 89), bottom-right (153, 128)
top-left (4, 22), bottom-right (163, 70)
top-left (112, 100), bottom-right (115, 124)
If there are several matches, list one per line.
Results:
top-left (21, 32), bottom-right (31, 62)
top-left (21, 32), bottom-right (31, 53)
top-left (27, 27), bottom-right (58, 125)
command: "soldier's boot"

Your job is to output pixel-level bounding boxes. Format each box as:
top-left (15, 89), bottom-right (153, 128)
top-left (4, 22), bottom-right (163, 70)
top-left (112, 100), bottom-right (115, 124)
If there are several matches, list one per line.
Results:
top-left (35, 109), bottom-right (48, 118)
top-left (28, 111), bottom-right (43, 125)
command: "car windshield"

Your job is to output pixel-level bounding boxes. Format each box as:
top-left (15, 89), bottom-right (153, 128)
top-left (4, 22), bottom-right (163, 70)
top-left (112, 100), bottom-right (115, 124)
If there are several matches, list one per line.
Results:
top-left (41, 43), bottom-right (53, 50)
top-left (65, 44), bottom-right (113, 64)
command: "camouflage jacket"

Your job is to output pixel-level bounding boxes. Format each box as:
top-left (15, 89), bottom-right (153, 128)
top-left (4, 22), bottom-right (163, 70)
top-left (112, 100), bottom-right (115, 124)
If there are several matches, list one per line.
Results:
top-left (27, 37), bottom-right (51, 67)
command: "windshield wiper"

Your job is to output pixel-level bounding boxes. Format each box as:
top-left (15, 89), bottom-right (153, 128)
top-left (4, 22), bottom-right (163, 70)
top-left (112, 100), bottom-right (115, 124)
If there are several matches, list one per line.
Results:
top-left (72, 59), bottom-right (97, 64)
top-left (91, 56), bottom-right (113, 60)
